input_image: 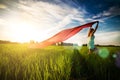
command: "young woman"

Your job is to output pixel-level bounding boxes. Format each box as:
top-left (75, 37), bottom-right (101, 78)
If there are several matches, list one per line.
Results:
top-left (87, 21), bottom-right (99, 54)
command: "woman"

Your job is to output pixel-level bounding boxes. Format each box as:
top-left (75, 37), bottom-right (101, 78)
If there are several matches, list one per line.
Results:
top-left (87, 21), bottom-right (99, 54)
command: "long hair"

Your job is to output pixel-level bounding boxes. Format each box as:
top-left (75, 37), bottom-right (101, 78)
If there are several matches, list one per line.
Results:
top-left (88, 28), bottom-right (94, 37)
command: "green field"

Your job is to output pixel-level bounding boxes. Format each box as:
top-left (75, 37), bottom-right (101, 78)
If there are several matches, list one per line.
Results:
top-left (0, 44), bottom-right (120, 80)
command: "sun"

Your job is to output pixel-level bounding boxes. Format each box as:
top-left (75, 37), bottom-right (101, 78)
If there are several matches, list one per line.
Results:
top-left (7, 16), bottom-right (53, 43)
top-left (8, 18), bottom-right (40, 43)
top-left (11, 24), bottom-right (35, 43)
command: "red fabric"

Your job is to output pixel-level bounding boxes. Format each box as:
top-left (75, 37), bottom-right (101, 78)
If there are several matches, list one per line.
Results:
top-left (30, 21), bottom-right (97, 48)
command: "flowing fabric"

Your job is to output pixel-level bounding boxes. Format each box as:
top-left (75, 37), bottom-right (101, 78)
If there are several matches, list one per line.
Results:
top-left (30, 21), bottom-right (97, 48)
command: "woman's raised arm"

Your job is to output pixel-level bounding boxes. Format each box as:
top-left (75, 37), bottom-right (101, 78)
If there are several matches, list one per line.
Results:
top-left (93, 21), bottom-right (99, 33)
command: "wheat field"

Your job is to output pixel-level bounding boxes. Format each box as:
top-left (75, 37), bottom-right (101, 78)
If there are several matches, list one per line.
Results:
top-left (0, 44), bottom-right (120, 80)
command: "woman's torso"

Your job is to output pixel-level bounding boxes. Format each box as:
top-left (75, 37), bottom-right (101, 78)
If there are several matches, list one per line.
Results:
top-left (87, 35), bottom-right (95, 49)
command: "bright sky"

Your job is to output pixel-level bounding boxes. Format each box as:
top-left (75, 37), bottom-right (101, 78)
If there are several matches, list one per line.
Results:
top-left (0, 0), bottom-right (120, 45)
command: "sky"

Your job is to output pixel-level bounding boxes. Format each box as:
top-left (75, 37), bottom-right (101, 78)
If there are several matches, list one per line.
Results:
top-left (0, 0), bottom-right (120, 45)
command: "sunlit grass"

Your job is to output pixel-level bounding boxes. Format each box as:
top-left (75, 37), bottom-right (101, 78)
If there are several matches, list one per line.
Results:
top-left (0, 44), bottom-right (120, 80)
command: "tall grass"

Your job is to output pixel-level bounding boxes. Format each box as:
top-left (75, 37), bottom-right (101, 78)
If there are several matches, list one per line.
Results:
top-left (0, 44), bottom-right (120, 80)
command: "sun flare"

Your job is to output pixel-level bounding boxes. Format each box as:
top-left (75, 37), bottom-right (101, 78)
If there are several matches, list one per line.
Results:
top-left (7, 15), bottom-right (56, 43)
top-left (9, 21), bottom-right (36, 43)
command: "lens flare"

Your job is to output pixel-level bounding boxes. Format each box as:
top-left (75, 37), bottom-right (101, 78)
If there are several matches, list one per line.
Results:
top-left (112, 54), bottom-right (117, 58)
top-left (98, 48), bottom-right (109, 58)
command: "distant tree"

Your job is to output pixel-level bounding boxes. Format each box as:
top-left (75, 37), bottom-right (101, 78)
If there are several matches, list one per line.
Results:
top-left (83, 44), bottom-right (87, 46)
top-left (0, 40), bottom-right (11, 44)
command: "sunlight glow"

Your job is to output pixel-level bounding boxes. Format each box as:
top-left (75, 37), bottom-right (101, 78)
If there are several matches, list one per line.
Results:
top-left (0, 0), bottom-right (87, 43)
top-left (0, 0), bottom-right (88, 44)
top-left (98, 48), bottom-right (109, 58)
top-left (7, 16), bottom-right (52, 43)
top-left (9, 20), bottom-right (37, 43)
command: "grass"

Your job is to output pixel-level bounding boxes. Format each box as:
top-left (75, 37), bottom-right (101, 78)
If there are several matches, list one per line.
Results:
top-left (0, 44), bottom-right (120, 80)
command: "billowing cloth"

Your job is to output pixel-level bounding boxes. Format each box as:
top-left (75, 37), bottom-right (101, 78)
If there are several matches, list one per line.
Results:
top-left (30, 21), bottom-right (98, 48)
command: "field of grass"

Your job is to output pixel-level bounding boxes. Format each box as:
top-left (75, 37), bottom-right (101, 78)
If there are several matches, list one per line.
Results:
top-left (0, 44), bottom-right (120, 80)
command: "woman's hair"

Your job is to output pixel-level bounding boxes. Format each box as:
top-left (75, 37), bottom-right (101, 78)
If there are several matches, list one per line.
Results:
top-left (88, 28), bottom-right (94, 37)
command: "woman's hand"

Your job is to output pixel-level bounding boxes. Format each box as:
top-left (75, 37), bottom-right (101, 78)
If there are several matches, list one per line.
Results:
top-left (96, 21), bottom-right (99, 23)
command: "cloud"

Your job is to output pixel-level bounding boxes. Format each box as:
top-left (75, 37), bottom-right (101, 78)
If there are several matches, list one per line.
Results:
top-left (0, 0), bottom-right (88, 42)
top-left (0, 19), bottom-right (6, 25)
top-left (2, 0), bottom-right (119, 46)
top-left (95, 31), bottom-right (120, 46)
top-left (0, 4), bottom-right (7, 9)
top-left (92, 6), bottom-right (120, 20)
top-left (17, 0), bottom-right (87, 28)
